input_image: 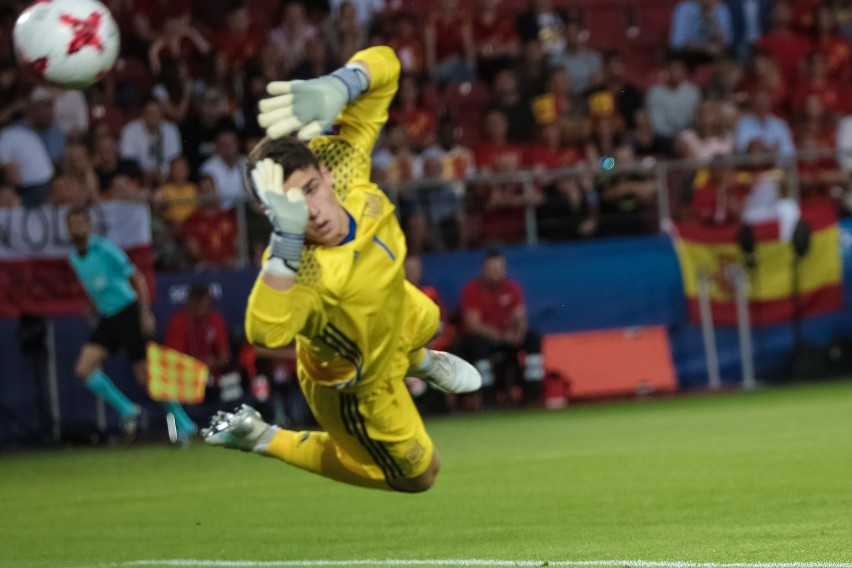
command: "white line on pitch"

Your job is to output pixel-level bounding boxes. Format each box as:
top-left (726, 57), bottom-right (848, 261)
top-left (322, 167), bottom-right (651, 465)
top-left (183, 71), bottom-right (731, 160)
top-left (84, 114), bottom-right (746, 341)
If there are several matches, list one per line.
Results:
top-left (82, 560), bottom-right (852, 568)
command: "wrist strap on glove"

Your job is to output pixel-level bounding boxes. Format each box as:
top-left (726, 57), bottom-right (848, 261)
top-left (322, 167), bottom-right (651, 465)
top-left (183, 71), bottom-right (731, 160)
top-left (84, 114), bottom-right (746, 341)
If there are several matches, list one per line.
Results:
top-left (270, 231), bottom-right (304, 272)
top-left (330, 64), bottom-right (369, 102)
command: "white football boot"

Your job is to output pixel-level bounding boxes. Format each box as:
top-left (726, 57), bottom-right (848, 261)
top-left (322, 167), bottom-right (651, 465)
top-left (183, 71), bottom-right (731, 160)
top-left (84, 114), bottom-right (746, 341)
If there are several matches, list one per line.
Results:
top-left (409, 350), bottom-right (483, 393)
top-left (202, 404), bottom-right (278, 453)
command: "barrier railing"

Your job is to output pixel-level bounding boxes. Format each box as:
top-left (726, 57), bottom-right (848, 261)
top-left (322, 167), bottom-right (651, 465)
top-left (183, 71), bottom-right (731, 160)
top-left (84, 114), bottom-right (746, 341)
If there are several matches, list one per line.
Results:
top-left (95, 147), bottom-right (852, 269)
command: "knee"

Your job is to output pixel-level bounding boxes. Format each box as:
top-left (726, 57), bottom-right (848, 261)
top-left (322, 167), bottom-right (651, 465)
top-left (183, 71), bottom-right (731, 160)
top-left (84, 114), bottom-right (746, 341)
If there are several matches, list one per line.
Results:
top-left (390, 453), bottom-right (440, 493)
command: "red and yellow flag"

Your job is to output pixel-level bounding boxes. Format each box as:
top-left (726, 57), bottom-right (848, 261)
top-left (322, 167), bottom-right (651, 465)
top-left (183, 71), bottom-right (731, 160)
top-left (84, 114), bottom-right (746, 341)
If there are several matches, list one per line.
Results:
top-left (673, 201), bottom-right (843, 325)
top-left (146, 342), bottom-right (208, 403)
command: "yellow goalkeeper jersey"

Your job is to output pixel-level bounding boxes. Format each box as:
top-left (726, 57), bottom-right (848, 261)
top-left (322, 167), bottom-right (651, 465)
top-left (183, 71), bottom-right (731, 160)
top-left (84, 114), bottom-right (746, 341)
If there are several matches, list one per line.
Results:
top-left (245, 47), bottom-right (439, 392)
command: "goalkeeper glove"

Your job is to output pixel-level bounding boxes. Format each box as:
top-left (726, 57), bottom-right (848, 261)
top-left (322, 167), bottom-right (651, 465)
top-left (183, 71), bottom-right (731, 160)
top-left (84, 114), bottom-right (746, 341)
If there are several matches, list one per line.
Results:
top-left (251, 158), bottom-right (308, 275)
top-left (257, 64), bottom-right (369, 140)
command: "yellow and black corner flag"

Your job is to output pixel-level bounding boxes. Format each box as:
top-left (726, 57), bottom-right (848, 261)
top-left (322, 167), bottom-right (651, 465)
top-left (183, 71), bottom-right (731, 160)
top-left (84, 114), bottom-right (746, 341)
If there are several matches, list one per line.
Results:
top-left (146, 342), bottom-right (208, 404)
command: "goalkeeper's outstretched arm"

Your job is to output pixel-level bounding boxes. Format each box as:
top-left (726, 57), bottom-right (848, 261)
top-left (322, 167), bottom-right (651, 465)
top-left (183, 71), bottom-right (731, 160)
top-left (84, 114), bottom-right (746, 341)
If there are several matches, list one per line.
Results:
top-left (258, 46), bottom-right (400, 154)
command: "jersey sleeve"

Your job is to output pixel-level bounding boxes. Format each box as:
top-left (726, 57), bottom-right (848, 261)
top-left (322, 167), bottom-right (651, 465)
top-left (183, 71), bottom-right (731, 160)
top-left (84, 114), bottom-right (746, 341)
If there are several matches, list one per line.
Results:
top-left (244, 278), bottom-right (324, 349)
top-left (335, 46), bottom-right (401, 156)
top-left (101, 238), bottom-right (136, 278)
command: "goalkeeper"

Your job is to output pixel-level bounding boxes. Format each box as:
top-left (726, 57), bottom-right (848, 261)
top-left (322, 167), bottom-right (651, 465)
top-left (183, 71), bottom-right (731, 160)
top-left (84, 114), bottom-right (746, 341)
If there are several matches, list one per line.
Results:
top-left (203, 47), bottom-right (481, 493)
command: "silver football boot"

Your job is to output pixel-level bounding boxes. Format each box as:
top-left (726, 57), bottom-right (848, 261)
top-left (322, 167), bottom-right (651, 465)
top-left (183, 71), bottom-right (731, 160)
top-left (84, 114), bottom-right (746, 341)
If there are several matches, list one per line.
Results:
top-left (202, 404), bottom-right (277, 453)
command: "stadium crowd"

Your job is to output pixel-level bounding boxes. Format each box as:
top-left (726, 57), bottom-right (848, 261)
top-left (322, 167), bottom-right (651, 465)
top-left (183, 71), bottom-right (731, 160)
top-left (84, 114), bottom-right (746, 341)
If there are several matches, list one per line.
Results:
top-left (4, 0), bottom-right (852, 269)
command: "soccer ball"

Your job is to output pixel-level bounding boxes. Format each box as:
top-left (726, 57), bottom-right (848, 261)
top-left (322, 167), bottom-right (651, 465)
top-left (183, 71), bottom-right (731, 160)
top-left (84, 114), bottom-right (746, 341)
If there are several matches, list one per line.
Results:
top-left (13, 0), bottom-right (120, 90)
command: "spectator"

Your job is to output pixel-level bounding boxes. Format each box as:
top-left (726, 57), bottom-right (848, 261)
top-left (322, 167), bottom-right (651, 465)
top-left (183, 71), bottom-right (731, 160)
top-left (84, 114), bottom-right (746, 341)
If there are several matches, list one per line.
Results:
top-left (49, 175), bottom-right (94, 207)
top-left (268, 1), bottom-right (319, 71)
top-left (200, 128), bottom-right (247, 210)
top-left (387, 13), bottom-right (427, 75)
top-left (646, 55), bottom-right (702, 139)
top-left (460, 248), bottom-right (544, 406)
top-left (474, 109), bottom-right (527, 175)
top-left (165, 284), bottom-right (232, 377)
top-left (152, 59), bottom-right (194, 124)
top-left (23, 87), bottom-right (65, 166)
top-left (290, 36), bottom-right (340, 80)
top-left (181, 88), bottom-right (235, 174)
top-left (526, 121), bottom-right (582, 172)
top-left (630, 108), bottom-right (676, 159)
top-left (491, 68), bottom-right (536, 143)
top-left (690, 157), bottom-right (740, 224)
top-left (473, 109), bottom-right (536, 244)
top-left (677, 100), bottom-right (735, 160)
top-left (515, 38), bottom-right (551, 99)
top-left (814, 5), bottom-right (851, 83)
top-left (327, 0), bottom-right (384, 27)
top-left (595, 144), bottom-right (658, 236)
top-left (211, 5), bottom-right (267, 69)
top-left (754, 1), bottom-right (811, 85)
top-left (390, 74), bottom-right (437, 152)
top-left (725, 0), bottom-right (771, 60)
top-left (181, 175), bottom-right (238, 268)
top-left (585, 114), bottom-right (624, 168)
top-left (734, 140), bottom-right (801, 238)
top-left (0, 121), bottom-right (54, 207)
top-left (93, 134), bottom-right (143, 197)
top-left (550, 18), bottom-right (603, 95)
top-left (402, 148), bottom-right (464, 253)
top-left (372, 120), bottom-right (422, 184)
top-left (797, 122), bottom-right (844, 199)
top-left (120, 99), bottom-right (183, 185)
top-left (157, 156), bottom-right (198, 226)
top-left (792, 51), bottom-right (842, 116)
top-left (147, 15), bottom-right (210, 77)
top-left (584, 50), bottom-right (645, 130)
top-left (0, 177), bottom-right (21, 208)
top-left (60, 142), bottom-right (99, 203)
top-left (536, 175), bottom-right (598, 241)
top-left (423, 115), bottom-right (477, 185)
top-left (669, 0), bottom-right (734, 68)
top-left (326, 1), bottom-right (368, 65)
top-left (515, 0), bottom-right (567, 57)
top-left (425, 0), bottom-right (475, 83)
top-left (530, 66), bottom-right (584, 131)
top-left (734, 88), bottom-right (796, 161)
top-left (53, 89), bottom-right (90, 139)
top-left (738, 49), bottom-right (789, 115)
top-left (472, 0), bottom-right (520, 83)
top-left (703, 58), bottom-right (745, 118)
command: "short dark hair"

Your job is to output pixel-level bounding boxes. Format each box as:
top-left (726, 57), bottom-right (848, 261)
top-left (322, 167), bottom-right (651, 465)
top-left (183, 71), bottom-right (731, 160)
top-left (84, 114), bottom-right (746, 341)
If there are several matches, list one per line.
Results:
top-left (66, 205), bottom-right (90, 222)
top-left (483, 246), bottom-right (504, 262)
top-left (188, 284), bottom-right (211, 302)
top-left (244, 136), bottom-right (320, 201)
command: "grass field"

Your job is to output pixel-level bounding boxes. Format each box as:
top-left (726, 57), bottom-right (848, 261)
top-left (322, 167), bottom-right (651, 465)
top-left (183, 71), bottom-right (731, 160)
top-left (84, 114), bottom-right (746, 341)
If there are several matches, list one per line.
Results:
top-left (2, 381), bottom-right (852, 568)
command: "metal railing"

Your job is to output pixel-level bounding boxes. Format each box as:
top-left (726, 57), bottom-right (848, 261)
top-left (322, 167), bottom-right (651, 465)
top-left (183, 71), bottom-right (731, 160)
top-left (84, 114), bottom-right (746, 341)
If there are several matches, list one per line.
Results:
top-left (154, 147), bottom-right (850, 270)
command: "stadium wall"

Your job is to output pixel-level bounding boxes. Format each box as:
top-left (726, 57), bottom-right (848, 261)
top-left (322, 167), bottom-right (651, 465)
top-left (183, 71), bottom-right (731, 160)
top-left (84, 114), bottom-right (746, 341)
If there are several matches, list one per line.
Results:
top-left (3, 224), bottom-right (852, 445)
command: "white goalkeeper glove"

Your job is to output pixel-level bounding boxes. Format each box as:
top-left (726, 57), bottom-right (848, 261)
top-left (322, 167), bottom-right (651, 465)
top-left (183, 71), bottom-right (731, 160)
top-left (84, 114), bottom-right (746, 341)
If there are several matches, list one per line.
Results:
top-left (251, 158), bottom-right (308, 274)
top-left (258, 65), bottom-right (369, 140)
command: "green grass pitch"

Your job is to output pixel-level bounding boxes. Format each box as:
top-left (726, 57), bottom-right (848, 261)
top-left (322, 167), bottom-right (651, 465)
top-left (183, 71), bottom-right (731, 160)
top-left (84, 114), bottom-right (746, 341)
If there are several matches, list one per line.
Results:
top-left (2, 381), bottom-right (852, 568)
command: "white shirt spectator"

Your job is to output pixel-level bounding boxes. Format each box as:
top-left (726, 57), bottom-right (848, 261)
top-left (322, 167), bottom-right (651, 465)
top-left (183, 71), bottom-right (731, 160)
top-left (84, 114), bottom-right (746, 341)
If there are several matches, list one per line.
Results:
top-left (120, 118), bottom-right (182, 178)
top-left (836, 116), bottom-right (852, 173)
top-left (329, 0), bottom-right (385, 26)
top-left (647, 81), bottom-right (701, 138)
top-left (200, 154), bottom-right (247, 209)
top-left (0, 125), bottom-right (54, 186)
top-left (53, 90), bottom-right (89, 136)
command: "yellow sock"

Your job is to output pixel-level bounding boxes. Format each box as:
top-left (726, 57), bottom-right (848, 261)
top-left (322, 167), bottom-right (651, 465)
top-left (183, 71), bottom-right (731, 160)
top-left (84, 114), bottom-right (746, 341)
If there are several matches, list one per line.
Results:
top-left (264, 429), bottom-right (390, 491)
top-left (408, 347), bottom-right (427, 369)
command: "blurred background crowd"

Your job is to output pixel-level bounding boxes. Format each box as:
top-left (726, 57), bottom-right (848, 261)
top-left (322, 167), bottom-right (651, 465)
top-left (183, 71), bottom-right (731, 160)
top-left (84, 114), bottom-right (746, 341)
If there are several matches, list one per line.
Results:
top-left (2, 0), bottom-right (852, 268)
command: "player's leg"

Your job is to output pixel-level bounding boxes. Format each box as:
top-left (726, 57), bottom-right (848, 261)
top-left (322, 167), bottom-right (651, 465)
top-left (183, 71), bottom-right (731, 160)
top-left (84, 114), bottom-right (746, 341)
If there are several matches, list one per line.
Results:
top-left (402, 281), bottom-right (482, 394)
top-left (76, 317), bottom-right (141, 428)
top-left (203, 403), bottom-right (390, 490)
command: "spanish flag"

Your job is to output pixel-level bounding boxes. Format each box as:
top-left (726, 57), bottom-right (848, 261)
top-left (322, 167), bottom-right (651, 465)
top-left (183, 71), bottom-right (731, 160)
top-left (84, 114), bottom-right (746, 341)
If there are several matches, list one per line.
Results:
top-left (674, 201), bottom-right (843, 325)
top-left (146, 342), bottom-right (209, 404)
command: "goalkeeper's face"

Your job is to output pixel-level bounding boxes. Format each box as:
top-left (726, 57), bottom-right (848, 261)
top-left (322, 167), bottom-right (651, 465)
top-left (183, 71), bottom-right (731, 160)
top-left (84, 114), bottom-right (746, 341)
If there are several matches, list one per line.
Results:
top-left (285, 164), bottom-right (348, 246)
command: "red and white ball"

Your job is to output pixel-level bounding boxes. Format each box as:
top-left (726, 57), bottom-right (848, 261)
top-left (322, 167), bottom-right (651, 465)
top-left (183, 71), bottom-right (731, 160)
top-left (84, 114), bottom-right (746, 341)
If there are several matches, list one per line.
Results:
top-left (13, 0), bottom-right (120, 89)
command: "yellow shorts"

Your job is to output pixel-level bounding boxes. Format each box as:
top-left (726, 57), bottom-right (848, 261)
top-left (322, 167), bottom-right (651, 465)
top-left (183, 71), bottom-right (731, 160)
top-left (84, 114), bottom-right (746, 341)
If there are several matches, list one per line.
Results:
top-left (299, 374), bottom-right (434, 481)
